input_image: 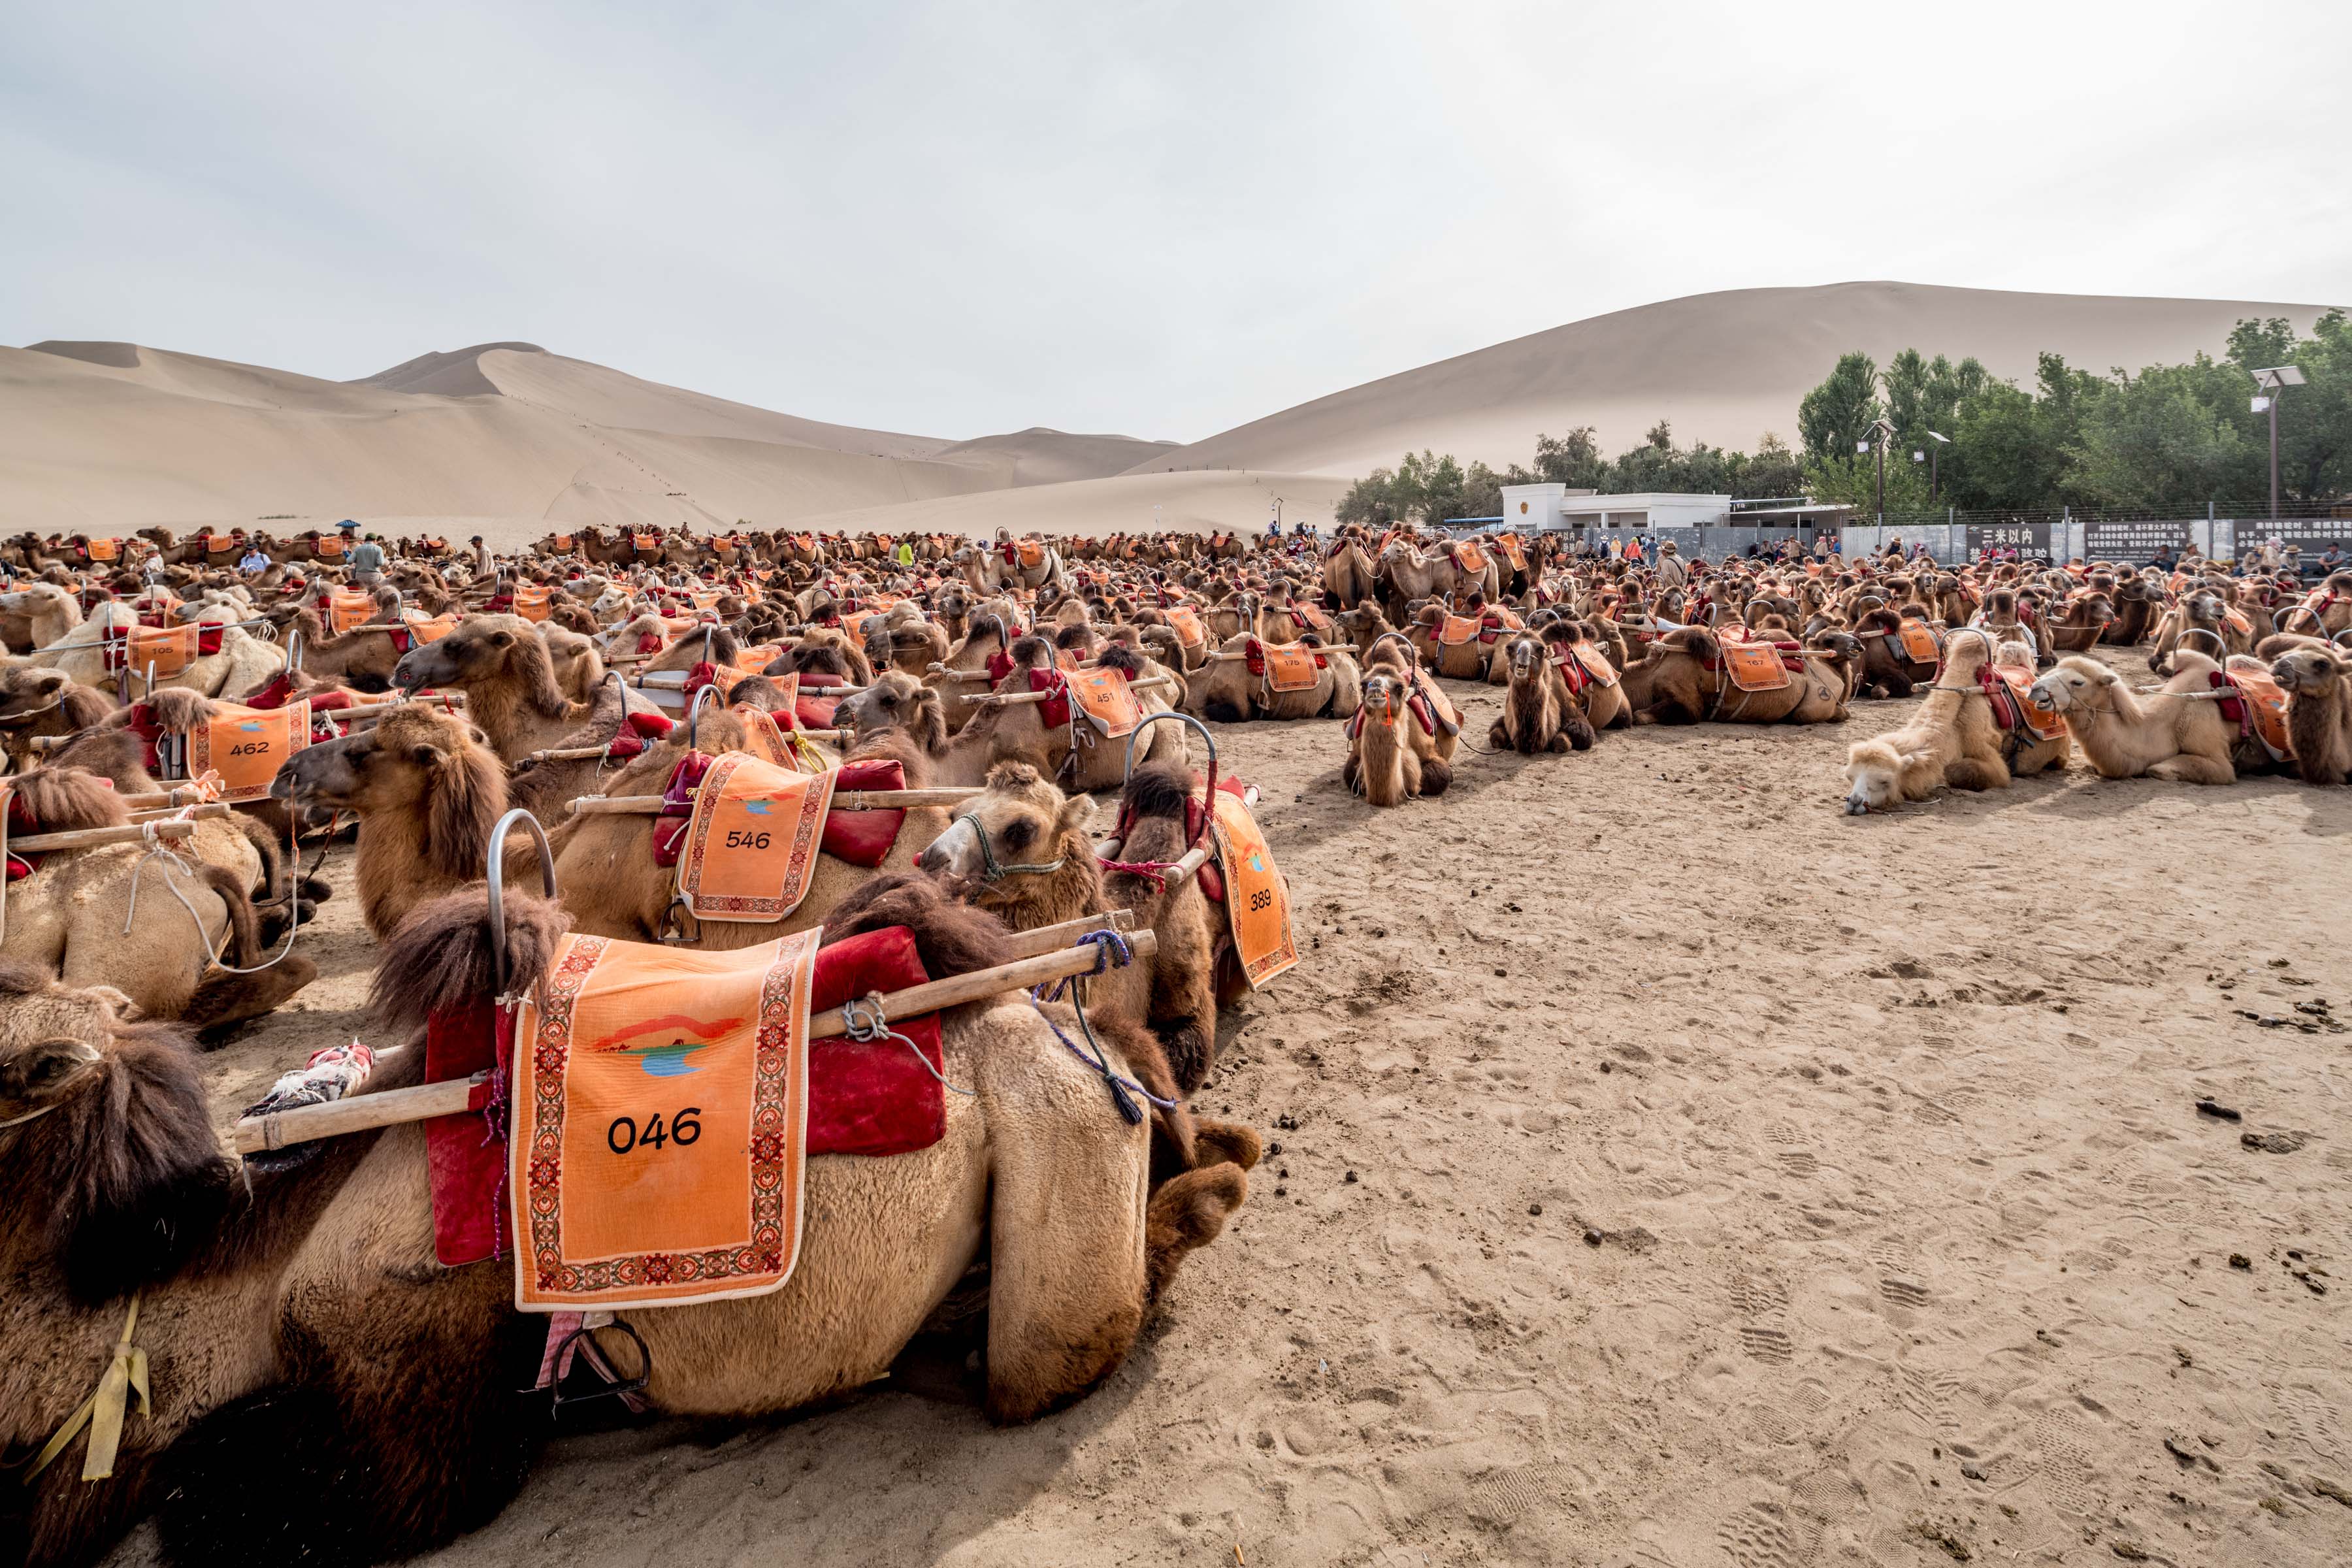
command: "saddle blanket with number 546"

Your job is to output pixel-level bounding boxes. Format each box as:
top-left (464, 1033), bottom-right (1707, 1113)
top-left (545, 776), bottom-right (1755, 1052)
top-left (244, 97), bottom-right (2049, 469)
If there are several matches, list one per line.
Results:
top-left (677, 751), bottom-right (834, 923)
top-left (510, 928), bottom-right (820, 1311)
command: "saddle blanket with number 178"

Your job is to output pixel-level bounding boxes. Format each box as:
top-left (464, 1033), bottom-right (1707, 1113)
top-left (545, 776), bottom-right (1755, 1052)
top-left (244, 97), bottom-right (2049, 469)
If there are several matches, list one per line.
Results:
top-left (510, 929), bottom-right (819, 1312)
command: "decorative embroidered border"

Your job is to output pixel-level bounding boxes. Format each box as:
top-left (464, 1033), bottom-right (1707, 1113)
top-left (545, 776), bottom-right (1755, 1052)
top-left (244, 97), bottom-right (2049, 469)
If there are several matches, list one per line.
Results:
top-left (678, 753), bottom-right (832, 921)
top-left (516, 931), bottom-right (815, 1310)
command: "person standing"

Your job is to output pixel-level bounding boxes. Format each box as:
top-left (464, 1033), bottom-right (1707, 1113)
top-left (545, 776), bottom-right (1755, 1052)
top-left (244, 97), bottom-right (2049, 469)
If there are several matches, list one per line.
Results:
top-left (348, 531), bottom-right (387, 587)
top-left (237, 542), bottom-right (271, 576)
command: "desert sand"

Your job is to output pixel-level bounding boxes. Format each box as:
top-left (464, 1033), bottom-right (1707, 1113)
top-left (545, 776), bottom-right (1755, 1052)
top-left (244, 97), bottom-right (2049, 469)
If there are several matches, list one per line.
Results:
top-left (128, 642), bottom-right (2352, 1568)
top-left (1138, 282), bottom-right (2342, 478)
top-left (0, 340), bottom-right (1172, 534)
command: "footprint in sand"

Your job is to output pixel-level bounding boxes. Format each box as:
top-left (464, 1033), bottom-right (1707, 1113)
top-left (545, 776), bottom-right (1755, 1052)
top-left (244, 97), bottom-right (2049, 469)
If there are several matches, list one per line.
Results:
top-left (1894, 1364), bottom-right (1961, 1433)
top-left (1466, 1463), bottom-right (1571, 1527)
top-left (2024, 1409), bottom-right (2101, 1520)
top-left (2276, 1382), bottom-right (2349, 1465)
top-left (1712, 1498), bottom-right (1805, 1568)
top-left (1732, 1273), bottom-right (1795, 1365)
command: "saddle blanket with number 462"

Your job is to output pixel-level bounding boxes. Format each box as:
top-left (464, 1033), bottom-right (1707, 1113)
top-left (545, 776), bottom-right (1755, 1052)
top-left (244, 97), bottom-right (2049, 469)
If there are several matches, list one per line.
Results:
top-left (510, 930), bottom-right (820, 1311)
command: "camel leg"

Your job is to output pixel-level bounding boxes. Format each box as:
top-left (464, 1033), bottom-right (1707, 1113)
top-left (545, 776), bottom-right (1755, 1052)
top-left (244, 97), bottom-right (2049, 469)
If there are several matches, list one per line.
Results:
top-left (2148, 754), bottom-right (2236, 785)
top-left (1943, 757), bottom-right (2010, 792)
top-left (1146, 955), bottom-right (1218, 1097)
top-left (1143, 1162), bottom-right (1248, 1303)
top-left (1419, 757), bottom-right (1453, 796)
top-left (180, 955), bottom-right (319, 1035)
top-left (1487, 715), bottom-right (1510, 749)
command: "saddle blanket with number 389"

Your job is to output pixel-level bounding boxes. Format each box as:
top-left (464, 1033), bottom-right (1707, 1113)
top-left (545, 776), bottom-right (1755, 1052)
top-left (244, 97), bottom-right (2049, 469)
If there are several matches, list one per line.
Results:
top-left (510, 929), bottom-right (820, 1311)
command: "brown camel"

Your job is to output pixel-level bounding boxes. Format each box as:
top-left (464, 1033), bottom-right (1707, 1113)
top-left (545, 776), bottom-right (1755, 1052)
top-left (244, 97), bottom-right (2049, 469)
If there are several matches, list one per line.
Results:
top-left (1489, 633), bottom-right (1593, 754)
top-left (270, 704), bottom-right (508, 939)
top-left (1842, 632), bottom-right (2066, 811)
top-left (1616, 629), bottom-right (1854, 725)
top-left (1342, 667), bottom-right (1446, 806)
top-left (0, 665), bottom-right (112, 773)
top-left (2271, 644), bottom-right (2352, 785)
top-left (282, 609), bottom-right (405, 691)
top-left (915, 759), bottom-right (1220, 1098)
top-left (2028, 654), bottom-right (2237, 783)
top-left (0, 763), bottom-right (314, 1028)
top-left (389, 615), bottom-right (591, 765)
top-left (5, 883), bottom-right (1254, 1568)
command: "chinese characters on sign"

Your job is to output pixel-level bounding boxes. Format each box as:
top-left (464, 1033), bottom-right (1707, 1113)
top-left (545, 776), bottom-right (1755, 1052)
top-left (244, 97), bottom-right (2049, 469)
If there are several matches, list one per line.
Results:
top-left (2083, 520), bottom-right (2193, 563)
top-left (1963, 523), bottom-right (2053, 560)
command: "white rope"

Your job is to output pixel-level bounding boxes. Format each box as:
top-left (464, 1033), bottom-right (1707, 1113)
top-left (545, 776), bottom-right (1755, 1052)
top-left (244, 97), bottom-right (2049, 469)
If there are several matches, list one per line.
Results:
top-left (120, 815), bottom-right (302, 976)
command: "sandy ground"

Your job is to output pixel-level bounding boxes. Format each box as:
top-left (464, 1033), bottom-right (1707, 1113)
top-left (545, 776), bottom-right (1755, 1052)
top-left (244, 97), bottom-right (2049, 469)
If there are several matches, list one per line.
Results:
top-left (141, 643), bottom-right (2349, 1568)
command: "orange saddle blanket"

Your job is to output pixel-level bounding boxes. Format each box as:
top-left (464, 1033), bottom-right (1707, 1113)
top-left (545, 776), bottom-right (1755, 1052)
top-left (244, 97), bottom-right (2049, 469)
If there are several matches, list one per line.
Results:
top-left (1067, 665), bottom-right (1141, 738)
top-left (1203, 789), bottom-right (1298, 988)
top-left (1015, 539), bottom-right (1045, 570)
top-left (633, 533), bottom-right (662, 552)
top-left (1449, 541), bottom-right (1488, 574)
top-left (1719, 640), bottom-right (1793, 693)
top-left (189, 700), bottom-right (311, 802)
top-left (512, 585), bottom-right (552, 623)
top-left (1992, 667), bottom-right (2068, 742)
top-left (677, 753), bottom-right (836, 923)
top-left (2218, 664), bottom-right (2292, 759)
top-left (1260, 640), bottom-right (1322, 693)
top-left (1568, 642), bottom-right (1619, 687)
top-left (402, 610), bottom-right (457, 644)
top-left (1437, 613), bottom-right (1481, 647)
top-left (510, 928), bottom-right (821, 1311)
top-left (327, 589), bottom-right (376, 634)
top-left (1897, 619), bottom-right (1943, 664)
top-left (110, 623), bottom-right (204, 679)
top-left (1165, 606), bottom-right (1207, 648)
top-left (1494, 534), bottom-right (1528, 572)
top-left (86, 538), bottom-right (121, 563)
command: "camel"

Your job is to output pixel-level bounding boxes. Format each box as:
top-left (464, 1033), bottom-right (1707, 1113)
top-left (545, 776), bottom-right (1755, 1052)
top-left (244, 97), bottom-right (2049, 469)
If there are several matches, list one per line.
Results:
top-left (1848, 607), bottom-right (1941, 699)
top-left (915, 759), bottom-right (1220, 1098)
top-left (0, 582), bottom-right (82, 652)
top-left (1615, 629), bottom-right (1854, 725)
top-left (2102, 573), bottom-right (2164, 645)
top-left (2270, 644), bottom-right (2352, 785)
top-left (2278, 570), bottom-right (2352, 642)
top-left (389, 614), bottom-right (594, 765)
top-left (5, 882), bottom-right (1254, 1568)
top-left (0, 665), bottom-right (112, 774)
top-left (2029, 654), bottom-right (2238, 783)
top-left (1374, 539), bottom-right (1480, 622)
top-left (1489, 633), bottom-right (1593, 755)
top-left (1540, 623), bottom-right (1633, 731)
top-left (1842, 632), bottom-right (2066, 812)
top-left (1321, 531), bottom-right (1377, 609)
top-left (1343, 666), bottom-right (1446, 805)
top-left (1183, 632), bottom-right (1358, 723)
top-left (2149, 589), bottom-right (2249, 674)
top-left (0, 762), bottom-right (316, 1028)
top-left (962, 536), bottom-right (1064, 595)
top-left (528, 722), bottom-right (951, 945)
top-left (2042, 591), bottom-right (2116, 654)
top-left (270, 704), bottom-right (508, 939)
top-left (9, 601), bottom-right (286, 700)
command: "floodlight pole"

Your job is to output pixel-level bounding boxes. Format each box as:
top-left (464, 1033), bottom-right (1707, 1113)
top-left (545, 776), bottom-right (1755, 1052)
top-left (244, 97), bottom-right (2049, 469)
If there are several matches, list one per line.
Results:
top-left (2268, 390), bottom-right (2280, 521)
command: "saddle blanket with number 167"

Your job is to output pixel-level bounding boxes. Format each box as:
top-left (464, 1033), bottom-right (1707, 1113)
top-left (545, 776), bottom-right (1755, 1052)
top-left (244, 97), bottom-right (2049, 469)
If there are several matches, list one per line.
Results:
top-left (510, 929), bottom-right (820, 1311)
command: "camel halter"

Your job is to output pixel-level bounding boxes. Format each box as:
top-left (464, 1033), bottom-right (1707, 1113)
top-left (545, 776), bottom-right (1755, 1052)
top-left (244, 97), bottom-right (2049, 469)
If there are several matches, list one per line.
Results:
top-left (956, 811), bottom-right (1066, 883)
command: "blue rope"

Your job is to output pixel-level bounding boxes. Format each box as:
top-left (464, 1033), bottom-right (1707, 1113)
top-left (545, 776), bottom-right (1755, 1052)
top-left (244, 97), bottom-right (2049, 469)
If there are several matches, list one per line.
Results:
top-left (1027, 930), bottom-right (1171, 1124)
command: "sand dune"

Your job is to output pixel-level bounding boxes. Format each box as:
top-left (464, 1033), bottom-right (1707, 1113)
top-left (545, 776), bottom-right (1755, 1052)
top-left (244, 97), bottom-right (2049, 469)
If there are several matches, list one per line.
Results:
top-left (0, 341), bottom-right (1169, 533)
top-left (1135, 280), bottom-right (2342, 478)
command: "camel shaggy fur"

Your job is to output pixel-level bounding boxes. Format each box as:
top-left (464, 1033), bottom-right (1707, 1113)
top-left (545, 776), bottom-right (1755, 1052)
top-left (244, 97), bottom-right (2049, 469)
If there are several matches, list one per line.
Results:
top-left (2029, 653), bottom-right (2237, 784)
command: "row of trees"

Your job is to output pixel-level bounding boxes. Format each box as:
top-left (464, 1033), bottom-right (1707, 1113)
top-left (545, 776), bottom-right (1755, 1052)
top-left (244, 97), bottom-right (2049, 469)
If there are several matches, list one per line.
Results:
top-left (1796, 312), bottom-right (2351, 515)
top-left (1333, 310), bottom-right (2349, 528)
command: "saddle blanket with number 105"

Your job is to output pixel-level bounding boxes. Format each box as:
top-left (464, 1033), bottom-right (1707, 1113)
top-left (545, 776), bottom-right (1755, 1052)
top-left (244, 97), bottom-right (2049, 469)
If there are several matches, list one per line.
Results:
top-left (510, 930), bottom-right (820, 1311)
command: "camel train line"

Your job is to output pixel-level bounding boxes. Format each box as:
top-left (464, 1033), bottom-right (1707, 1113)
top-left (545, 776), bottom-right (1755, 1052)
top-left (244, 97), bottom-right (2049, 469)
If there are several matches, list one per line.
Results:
top-left (0, 514), bottom-right (2347, 1564)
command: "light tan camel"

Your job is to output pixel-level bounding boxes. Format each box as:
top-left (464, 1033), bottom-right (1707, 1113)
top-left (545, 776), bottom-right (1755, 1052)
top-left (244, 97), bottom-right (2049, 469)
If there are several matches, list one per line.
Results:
top-left (2028, 653), bottom-right (2236, 783)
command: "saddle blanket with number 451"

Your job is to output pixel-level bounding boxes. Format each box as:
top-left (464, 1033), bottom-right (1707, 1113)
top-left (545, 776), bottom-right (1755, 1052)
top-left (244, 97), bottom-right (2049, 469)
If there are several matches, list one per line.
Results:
top-left (510, 930), bottom-right (820, 1311)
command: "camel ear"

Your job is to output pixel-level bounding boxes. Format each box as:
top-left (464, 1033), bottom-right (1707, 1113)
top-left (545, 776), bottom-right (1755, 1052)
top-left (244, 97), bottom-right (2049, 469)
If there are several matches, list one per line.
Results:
top-left (412, 742), bottom-right (443, 767)
top-left (0, 1037), bottom-right (100, 1102)
top-left (1056, 792), bottom-right (1097, 838)
top-left (31, 671), bottom-right (67, 695)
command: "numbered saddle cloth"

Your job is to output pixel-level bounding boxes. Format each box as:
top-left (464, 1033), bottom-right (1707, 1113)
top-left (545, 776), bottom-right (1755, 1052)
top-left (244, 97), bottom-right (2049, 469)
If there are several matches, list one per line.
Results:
top-left (314, 534), bottom-right (346, 559)
top-left (551, 533), bottom-right (574, 551)
top-left (1449, 541), bottom-right (1487, 574)
top-left (1437, 613), bottom-right (1481, 647)
top-left (677, 752), bottom-right (835, 923)
top-left (1718, 639), bottom-right (1793, 693)
top-left (190, 700), bottom-right (311, 802)
top-left (2213, 666), bottom-right (2291, 760)
top-left (1204, 789), bottom-right (1298, 989)
top-left (1258, 640), bottom-right (1322, 693)
top-left (510, 928), bottom-right (821, 1311)
top-left (1164, 606), bottom-right (1207, 648)
top-left (1494, 533), bottom-right (1527, 572)
top-left (1897, 618), bottom-right (1943, 664)
top-left (1015, 539), bottom-right (1045, 570)
top-left (401, 610), bottom-right (457, 644)
top-left (327, 589), bottom-right (375, 634)
top-left (512, 585), bottom-right (552, 623)
top-left (633, 532), bottom-right (662, 553)
top-left (203, 533), bottom-right (237, 555)
top-left (104, 623), bottom-right (206, 678)
top-left (1066, 665), bottom-right (1141, 739)
top-left (86, 537), bottom-right (120, 562)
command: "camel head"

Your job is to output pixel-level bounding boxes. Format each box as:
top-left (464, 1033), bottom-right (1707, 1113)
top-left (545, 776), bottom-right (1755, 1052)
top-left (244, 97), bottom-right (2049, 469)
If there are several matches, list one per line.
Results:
top-left (273, 705), bottom-right (505, 872)
top-left (2271, 645), bottom-right (2350, 697)
top-left (0, 666), bottom-right (101, 728)
top-left (915, 760), bottom-right (1093, 911)
top-left (1842, 736), bottom-right (1910, 815)
top-left (1502, 633), bottom-right (1546, 684)
top-left (392, 613), bottom-right (567, 710)
top-left (832, 670), bottom-right (946, 754)
top-left (2029, 655), bottom-right (2114, 714)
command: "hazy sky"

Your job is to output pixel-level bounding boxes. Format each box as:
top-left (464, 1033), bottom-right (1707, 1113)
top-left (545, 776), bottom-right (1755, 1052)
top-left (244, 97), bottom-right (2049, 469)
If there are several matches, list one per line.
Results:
top-left (5, 1), bottom-right (2345, 444)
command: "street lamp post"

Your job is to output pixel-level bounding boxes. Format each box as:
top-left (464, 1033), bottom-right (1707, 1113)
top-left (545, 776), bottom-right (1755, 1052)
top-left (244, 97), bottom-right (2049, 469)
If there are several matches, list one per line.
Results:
top-left (1859, 419), bottom-right (1897, 526)
top-left (2251, 366), bottom-right (2304, 520)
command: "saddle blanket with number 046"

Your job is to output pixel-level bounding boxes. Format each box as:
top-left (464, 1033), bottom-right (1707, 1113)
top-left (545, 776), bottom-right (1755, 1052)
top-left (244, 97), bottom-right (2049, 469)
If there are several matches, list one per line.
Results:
top-left (677, 751), bottom-right (834, 922)
top-left (510, 928), bottom-right (821, 1311)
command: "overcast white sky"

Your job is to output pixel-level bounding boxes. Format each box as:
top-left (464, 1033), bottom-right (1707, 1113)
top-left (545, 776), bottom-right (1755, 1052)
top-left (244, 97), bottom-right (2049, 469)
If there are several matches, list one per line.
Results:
top-left (5, 1), bottom-right (2345, 444)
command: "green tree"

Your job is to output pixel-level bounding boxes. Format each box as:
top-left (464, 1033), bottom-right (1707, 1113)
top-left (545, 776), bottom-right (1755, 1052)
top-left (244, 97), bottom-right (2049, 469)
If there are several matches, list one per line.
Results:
top-left (1798, 352), bottom-right (1882, 465)
top-left (1529, 427), bottom-right (1607, 488)
top-left (2065, 360), bottom-right (2255, 512)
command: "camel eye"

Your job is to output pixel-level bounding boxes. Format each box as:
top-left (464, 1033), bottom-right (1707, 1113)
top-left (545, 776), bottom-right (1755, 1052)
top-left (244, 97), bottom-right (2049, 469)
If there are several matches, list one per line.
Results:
top-left (1002, 819), bottom-right (1036, 853)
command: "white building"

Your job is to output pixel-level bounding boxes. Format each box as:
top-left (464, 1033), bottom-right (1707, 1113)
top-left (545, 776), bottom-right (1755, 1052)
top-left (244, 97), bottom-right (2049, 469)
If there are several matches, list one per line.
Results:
top-left (1497, 485), bottom-right (1733, 533)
